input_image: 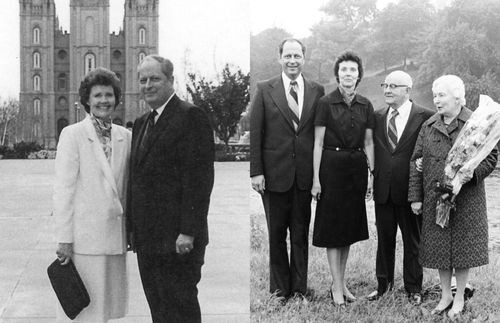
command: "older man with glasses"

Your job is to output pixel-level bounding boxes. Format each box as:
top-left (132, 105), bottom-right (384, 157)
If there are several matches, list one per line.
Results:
top-left (367, 70), bottom-right (433, 304)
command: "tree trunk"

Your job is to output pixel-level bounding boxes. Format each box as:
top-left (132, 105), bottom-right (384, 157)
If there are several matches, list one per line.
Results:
top-left (1, 120), bottom-right (8, 145)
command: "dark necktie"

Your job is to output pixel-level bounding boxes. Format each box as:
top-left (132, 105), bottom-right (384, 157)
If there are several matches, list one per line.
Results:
top-left (387, 109), bottom-right (399, 151)
top-left (289, 80), bottom-right (299, 105)
top-left (140, 110), bottom-right (157, 150)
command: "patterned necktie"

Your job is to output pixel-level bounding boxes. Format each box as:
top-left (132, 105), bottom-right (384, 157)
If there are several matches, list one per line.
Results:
top-left (387, 109), bottom-right (399, 151)
top-left (289, 80), bottom-right (298, 105)
top-left (140, 110), bottom-right (157, 150)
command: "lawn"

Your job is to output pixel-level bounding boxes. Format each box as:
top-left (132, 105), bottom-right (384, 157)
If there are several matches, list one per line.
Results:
top-left (250, 200), bottom-right (500, 322)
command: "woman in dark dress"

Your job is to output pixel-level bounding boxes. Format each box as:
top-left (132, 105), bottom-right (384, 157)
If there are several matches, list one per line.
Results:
top-left (311, 52), bottom-right (375, 306)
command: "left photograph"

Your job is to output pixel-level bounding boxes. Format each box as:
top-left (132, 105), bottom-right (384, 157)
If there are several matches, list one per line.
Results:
top-left (0, 1), bottom-right (250, 322)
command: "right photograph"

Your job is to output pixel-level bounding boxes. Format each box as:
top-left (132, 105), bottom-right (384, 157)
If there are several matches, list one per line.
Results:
top-left (249, 0), bottom-right (500, 322)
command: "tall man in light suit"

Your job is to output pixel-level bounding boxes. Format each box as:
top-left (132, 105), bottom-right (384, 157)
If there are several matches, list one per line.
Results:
top-left (127, 55), bottom-right (214, 322)
top-left (369, 71), bottom-right (433, 304)
top-left (250, 38), bottom-right (325, 299)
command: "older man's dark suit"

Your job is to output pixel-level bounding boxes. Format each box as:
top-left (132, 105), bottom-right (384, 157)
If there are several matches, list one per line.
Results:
top-left (373, 102), bottom-right (432, 294)
top-left (128, 94), bottom-right (214, 322)
top-left (250, 75), bottom-right (324, 297)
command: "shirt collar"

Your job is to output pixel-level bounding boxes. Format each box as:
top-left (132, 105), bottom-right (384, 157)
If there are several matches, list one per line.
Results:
top-left (390, 99), bottom-right (411, 117)
top-left (152, 92), bottom-right (175, 118)
top-left (282, 72), bottom-right (304, 90)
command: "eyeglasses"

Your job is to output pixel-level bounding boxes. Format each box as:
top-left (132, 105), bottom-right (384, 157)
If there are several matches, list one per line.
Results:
top-left (380, 83), bottom-right (409, 89)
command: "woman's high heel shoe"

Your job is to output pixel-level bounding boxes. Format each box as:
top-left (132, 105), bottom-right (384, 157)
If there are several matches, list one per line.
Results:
top-left (430, 299), bottom-right (453, 315)
top-left (329, 285), bottom-right (346, 308)
top-left (330, 284), bottom-right (357, 303)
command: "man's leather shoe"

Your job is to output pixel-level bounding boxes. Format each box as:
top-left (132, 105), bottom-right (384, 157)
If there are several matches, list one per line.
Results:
top-left (366, 290), bottom-right (380, 301)
top-left (408, 292), bottom-right (422, 305)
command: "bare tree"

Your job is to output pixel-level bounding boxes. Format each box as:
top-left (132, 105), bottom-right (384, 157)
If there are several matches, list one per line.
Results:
top-left (0, 97), bottom-right (19, 146)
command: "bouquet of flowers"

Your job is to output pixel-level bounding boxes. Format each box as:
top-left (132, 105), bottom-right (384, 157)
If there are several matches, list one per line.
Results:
top-left (436, 95), bottom-right (500, 228)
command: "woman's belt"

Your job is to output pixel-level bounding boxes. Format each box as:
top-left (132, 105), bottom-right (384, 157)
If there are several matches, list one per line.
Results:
top-left (323, 146), bottom-right (362, 152)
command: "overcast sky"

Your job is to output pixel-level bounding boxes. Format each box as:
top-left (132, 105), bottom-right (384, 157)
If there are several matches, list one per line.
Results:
top-left (0, 0), bottom-right (452, 98)
top-left (0, 0), bottom-right (249, 98)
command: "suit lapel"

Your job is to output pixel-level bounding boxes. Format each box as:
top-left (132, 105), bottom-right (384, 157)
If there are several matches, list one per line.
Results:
top-left (297, 77), bottom-right (314, 133)
top-left (269, 77), bottom-right (296, 131)
top-left (132, 114), bottom-right (148, 166)
top-left (395, 104), bottom-right (420, 151)
top-left (137, 95), bottom-right (179, 165)
top-left (83, 117), bottom-right (119, 196)
top-left (378, 107), bottom-right (392, 152)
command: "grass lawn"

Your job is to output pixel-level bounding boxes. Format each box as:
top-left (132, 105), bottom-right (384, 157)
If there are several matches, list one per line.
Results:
top-left (250, 202), bottom-right (500, 322)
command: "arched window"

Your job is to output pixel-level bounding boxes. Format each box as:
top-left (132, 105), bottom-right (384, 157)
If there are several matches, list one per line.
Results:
top-left (138, 52), bottom-right (146, 63)
top-left (58, 96), bottom-right (67, 109)
top-left (58, 73), bottom-right (67, 90)
top-left (33, 99), bottom-right (41, 115)
top-left (33, 75), bottom-right (41, 91)
top-left (33, 52), bottom-right (40, 68)
top-left (33, 122), bottom-right (41, 138)
top-left (33, 27), bottom-right (40, 44)
top-left (139, 28), bottom-right (146, 45)
top-left (84, 53), bottom-right (96, 75)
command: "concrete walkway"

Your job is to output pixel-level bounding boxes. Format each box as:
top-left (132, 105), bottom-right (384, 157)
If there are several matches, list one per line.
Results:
top-left (0, 160), bottom-right (250, 323)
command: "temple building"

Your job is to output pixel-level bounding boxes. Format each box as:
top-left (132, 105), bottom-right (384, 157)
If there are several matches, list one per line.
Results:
top-left (19, 0), bottom-right (158, 147)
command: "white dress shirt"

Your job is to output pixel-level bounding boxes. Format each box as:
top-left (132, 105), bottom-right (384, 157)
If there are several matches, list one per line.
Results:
top-left (282, 72), bottom-right (304, 118)
top-left (151, 92), bottom-right (175, 124)
top-left (387, 99), bottom-right (412, 141)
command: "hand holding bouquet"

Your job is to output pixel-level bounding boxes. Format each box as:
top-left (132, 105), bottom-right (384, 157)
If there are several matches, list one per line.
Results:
top-left (436, 95), bottom-right (500, 228)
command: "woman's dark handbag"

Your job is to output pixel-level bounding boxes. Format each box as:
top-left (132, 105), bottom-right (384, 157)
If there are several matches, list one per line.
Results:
top-left (47, 258), bottom-right (90, 319)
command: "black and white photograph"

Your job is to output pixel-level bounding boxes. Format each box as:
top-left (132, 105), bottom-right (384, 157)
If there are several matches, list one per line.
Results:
top-left (249, 0), bottom-right (500, 322)
top-left (0, 0), bottom-right (249, 322)
top-left (1, 0), bottom-right (500, 322)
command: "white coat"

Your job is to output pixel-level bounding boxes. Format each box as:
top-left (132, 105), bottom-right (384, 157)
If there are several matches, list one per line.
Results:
top-left (53, 116), bottom-right (131, 255)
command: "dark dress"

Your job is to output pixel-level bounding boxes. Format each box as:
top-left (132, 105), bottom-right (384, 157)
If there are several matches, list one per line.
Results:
top-left (313, 88), bottom-right (375, 247)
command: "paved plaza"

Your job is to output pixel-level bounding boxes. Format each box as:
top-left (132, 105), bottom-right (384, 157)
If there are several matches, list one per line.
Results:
top-left (0, 160), bottom-right (250, 323)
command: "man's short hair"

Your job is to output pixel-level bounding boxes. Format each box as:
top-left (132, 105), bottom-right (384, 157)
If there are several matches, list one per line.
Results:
top-left (278, 38), bottom-right (306, 56)
top-left (138, 55), bottom-right (174, 79)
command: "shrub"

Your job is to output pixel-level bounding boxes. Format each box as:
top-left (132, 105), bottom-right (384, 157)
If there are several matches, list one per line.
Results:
top-left (0, 141), bottom-right (44, 159)
top-left (13, 141), bottom-right (44, 159)
top-left (214, 143), bottom-right (249, 162)
top-left (28, 150), bottom-right (56, 159)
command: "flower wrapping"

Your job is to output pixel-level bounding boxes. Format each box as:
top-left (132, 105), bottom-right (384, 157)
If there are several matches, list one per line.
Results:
top-left (436, 95), bottom-right (500, 228)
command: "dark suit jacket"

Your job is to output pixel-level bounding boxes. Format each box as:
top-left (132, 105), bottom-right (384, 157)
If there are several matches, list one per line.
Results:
top-left (250, 75), bottom-right (325, 192)
top-left (373, 102), bottom-right (433, 205)
top-left (127, 94), bottom-right (214, 254)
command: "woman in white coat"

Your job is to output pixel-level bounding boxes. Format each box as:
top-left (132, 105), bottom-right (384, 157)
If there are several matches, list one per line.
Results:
top-left (54, 67), bottom-right (131, 322)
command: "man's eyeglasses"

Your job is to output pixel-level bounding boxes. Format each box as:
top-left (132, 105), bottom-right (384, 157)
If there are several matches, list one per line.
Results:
top-left (380, 83), bottom-right (408, 89)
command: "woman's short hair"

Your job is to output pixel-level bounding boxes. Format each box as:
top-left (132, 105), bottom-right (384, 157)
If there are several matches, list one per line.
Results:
top-left (334, 51), bottom-right (364, 88)
top-left (79, 67), bottom-right (121, 113)
top-left (432, 75), bottom-right (466, 107)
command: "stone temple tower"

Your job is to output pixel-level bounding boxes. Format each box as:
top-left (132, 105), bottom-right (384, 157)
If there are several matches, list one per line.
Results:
top-left (18, 0), bottom-right (159, 148)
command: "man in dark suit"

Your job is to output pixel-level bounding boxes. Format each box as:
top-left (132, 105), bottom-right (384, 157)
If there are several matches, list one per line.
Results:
top-left (369, 70), bottom-right (433, 305)
top-left (127, 55), bottom-right (214, 322)
top-left (250, 38), bottom-right (325, 299)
